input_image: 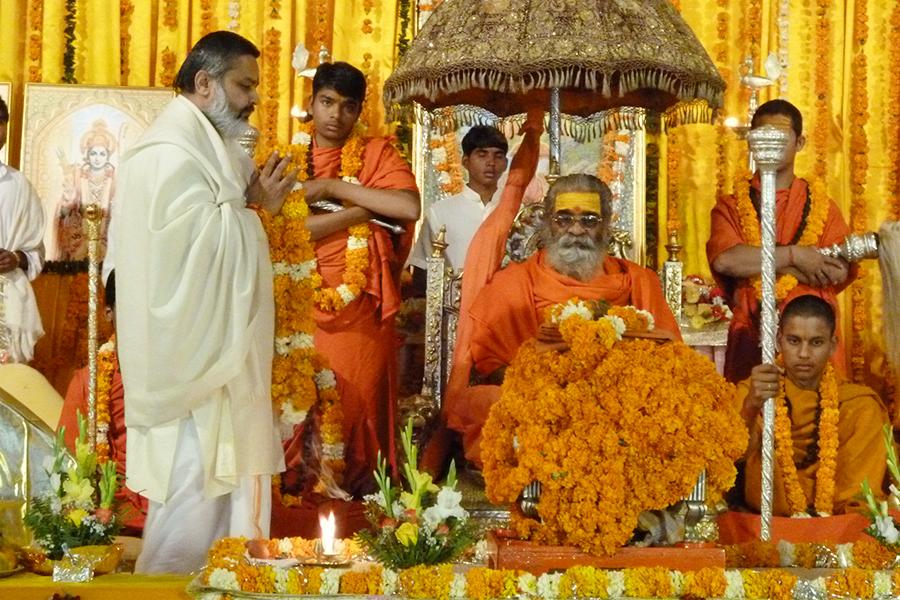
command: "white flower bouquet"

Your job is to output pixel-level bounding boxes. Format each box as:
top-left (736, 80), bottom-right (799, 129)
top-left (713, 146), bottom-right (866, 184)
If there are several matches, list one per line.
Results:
top-left (861, 424), bottom-right (900, 552)
top-left (24, 414), bottom-right (120, 560)
top-left (356, 419), bottom-right (479, 569)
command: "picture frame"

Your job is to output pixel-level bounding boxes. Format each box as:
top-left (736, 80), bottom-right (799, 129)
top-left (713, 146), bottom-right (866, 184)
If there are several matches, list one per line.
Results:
top-left (0, 82), bottom-right (10, 166)
top-left (19, 83), bottom-right (172, 263)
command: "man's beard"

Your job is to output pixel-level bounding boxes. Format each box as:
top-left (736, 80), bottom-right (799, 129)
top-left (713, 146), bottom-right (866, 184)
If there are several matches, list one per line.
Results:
top-left (203, 82), bottom-right (249, 140)
top-left (545, 231), bottom-right (604, 282)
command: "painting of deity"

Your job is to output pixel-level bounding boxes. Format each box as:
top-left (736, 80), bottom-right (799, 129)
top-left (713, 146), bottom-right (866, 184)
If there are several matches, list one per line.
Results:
top-left (19, 84), bottom-right (172, 263)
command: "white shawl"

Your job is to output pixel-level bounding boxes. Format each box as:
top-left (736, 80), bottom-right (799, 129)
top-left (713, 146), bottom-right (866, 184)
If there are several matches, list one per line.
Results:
top-left (113, 96), bottom-right (282, 502)
top-left (0, 164), bottom-right (45, 362)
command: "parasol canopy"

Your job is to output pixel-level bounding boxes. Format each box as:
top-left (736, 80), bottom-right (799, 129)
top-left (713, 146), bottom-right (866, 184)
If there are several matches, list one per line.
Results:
top-left (384, 0), bottom-right (725, 123)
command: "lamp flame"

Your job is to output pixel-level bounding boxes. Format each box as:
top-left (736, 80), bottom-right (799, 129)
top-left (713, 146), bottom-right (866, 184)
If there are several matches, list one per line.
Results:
top-left (319, 511), bottom-right (337, 555)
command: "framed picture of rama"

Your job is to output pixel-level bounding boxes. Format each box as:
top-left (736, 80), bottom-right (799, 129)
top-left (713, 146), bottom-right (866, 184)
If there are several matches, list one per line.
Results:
top-left (19, 84), bottom-right (172, 264)
top-left (0, 83), bottom-right (10, 166)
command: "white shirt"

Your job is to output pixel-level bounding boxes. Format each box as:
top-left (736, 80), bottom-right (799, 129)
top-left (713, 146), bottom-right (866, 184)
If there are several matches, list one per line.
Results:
top-left (0, 162), bottom-right (45, 362)
top-left (410, 185), bottom-right (501, 272)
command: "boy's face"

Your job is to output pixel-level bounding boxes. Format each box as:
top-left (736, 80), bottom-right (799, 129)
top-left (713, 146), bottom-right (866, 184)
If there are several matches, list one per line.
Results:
top-left (751, 113), bottom-right (805, 171)
top-left (776, 314), bottom-right (836, 390)
top-left (462, 147), bottom-right (507, 190)
top-left (309, 88), bottom-right (362, 148)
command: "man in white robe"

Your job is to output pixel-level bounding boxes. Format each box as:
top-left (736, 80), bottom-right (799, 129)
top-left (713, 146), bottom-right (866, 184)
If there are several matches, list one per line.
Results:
top-left (112, 31), bottom-right (295, 573)
top-left (0, 98), bottom-right (44, 363)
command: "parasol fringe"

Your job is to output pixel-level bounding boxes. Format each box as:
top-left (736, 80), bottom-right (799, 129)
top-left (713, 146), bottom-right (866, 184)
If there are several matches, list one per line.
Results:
top-left (384, 65), bottom-right (723, 119)
top-left (388, 102), bottom-right (646, 142)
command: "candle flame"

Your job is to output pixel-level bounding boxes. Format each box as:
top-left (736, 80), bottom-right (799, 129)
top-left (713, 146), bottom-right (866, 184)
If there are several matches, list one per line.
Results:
top-left (319, 511), bottom-right (336, 555)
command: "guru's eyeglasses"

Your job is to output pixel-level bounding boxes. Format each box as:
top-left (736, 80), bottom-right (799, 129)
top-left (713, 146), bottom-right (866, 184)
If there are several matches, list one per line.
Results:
top-left (551, 212), bottom-right (602, 229)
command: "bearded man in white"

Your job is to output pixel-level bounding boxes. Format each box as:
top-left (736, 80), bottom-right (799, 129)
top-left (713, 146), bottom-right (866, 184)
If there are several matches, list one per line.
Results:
top-left (112, 31), bottom-right (295, 573)
top-left (0, 97), bottom-right (44, 363)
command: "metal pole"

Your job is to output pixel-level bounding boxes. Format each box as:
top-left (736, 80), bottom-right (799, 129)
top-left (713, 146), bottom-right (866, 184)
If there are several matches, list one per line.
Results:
top-left (746, 125), bottom-right (789, 540)
top-left (548, 88), bottom-right (561, 182)
top-left (85, 203), bottom-right (103, 449)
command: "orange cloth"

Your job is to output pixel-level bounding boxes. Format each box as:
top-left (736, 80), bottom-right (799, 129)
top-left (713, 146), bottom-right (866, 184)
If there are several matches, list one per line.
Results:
top-left (298, 137), bottom-right (417, 497)
top-left (737, 377), bottom-right (888, 516)
top-left (58, 367), bottom-right (148, 530)
top-left (449, 250), bottom-right (681, 466)
top-left (707, 176), bottom-right (857, 382)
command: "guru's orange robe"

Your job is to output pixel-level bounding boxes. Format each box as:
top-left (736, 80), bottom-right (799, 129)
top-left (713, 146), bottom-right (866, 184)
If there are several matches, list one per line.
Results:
top-left (59, 367), bottom-right (148, 531)
top-left (449, 250), bottom-right (681, 467)
top-left (737, 377), bottom-right (888, 516)
top-left (707, 176), bottom-right (856, 383)
top-left (308, 138), bottom-right (418, 497)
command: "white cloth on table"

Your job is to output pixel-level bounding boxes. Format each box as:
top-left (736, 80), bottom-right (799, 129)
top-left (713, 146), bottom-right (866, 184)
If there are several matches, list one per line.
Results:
top-left (0, 162), bottom-right (45, 362)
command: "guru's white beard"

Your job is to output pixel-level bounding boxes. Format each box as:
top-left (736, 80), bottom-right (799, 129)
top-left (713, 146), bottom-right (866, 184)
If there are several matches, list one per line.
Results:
top-left (545, 232), bottom-right (604, 282)
top-left (203, 82), bottom-right (248, 140)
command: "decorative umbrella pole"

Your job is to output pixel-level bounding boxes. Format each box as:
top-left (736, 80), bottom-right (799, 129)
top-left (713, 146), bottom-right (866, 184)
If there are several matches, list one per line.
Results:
top-left (746, 125), bottom-right (789, 540)
top-left (85, 203), bottom-right (103, 448)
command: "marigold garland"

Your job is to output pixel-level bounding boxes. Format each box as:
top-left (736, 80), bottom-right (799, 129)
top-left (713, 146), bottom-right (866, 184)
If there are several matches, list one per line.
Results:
top-left (162, 0), bottom-right (178, 29)
top-left (197, 537), bottom-right (900, 599)
top-left (254, 120), bottom-right (371, 498)
top-left (430, 130), bottom-right (464, 195)
top-left (199, 0), bottom-right (215, 36)
top-left (95, 335), bottom-right (117, 464)
top-left (733, 170), bottom-right (829, 301)
top-left (889, 4), bottom-right (900, 222)
top-left (773, 361), bottom-right (839, 516)
top-left (260, 28), bottom-right (281, 150)
top-left (26, 0), bottom-right (43, 82)
top-left (482, 303), bottom-right (747, 556)
top-left (159, 48), bottom-right (177, 87)
top-left (119, 0), bottom-right (134, 86)
top-left (848, 0), bottom-right (870, 383)
top-left (811, 0), bottom-right (833, 181)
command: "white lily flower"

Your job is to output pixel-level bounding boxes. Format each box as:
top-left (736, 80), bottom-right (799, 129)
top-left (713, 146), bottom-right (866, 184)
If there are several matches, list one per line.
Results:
top-left (291, 44), bottom-right (310, 72)
top-left (875, 515), bottom-right (900, 544)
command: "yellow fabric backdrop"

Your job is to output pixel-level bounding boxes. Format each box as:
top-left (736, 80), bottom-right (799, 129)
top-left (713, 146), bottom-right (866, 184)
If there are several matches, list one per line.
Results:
top-left (0, 0), bottom-right (897, 406)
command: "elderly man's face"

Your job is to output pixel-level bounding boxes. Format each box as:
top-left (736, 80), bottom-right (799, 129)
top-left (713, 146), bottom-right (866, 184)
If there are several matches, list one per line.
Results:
top-left (545, 206), bottom-right (607, 281)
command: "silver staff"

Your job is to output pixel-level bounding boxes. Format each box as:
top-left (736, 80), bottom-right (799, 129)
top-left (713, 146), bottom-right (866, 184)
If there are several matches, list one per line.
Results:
top-left (747, 125), bottom-right (789, 540)
top-left (307, 199), bottom-right (405, 235)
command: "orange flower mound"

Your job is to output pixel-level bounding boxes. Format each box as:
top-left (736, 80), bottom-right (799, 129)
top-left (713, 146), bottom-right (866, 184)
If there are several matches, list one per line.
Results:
top-left (482, 314), bottom-right (747, 556)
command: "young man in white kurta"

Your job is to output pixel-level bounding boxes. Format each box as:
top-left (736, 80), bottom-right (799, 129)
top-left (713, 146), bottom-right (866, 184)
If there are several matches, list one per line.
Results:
top-left (0, 100), bottom-right (45, 363)
top-left (112, 32), bottom-right (295, 574)
top-left (410, 126), bottom-right (509, 272)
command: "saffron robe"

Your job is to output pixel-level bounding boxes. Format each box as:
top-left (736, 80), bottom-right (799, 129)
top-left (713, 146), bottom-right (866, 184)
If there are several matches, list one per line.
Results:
top-left (707, 176), bottom-right (856, 382)
top-left (308, 138), bottom-right (418, 497)
top-left (59, 366), bottom-right (148, 530)
top-left (450, 250), bottom-right (681, 467)
top-left (737, 377), bottom-right (888, 516)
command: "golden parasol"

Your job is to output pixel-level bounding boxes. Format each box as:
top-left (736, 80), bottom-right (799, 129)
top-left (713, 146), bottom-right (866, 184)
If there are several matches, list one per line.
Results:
top-left (383, 0), bottom-right (725, 126)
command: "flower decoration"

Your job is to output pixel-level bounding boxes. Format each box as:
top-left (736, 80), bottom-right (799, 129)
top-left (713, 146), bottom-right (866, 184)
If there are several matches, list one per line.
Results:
top-left (861, 424), bottom-right (900, 552)
top-left (481, 301), bottom-right (747, 556)
top-left (24, 414), bottom-right (120, 560)
top-left (682, 275), bottom-right (733, 329)
top-left (356, 419), bottom-right (479, 569)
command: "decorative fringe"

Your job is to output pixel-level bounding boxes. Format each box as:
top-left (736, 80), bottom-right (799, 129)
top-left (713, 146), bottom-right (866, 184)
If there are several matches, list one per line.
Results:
top-left (384, 64), bottom-right (723, 113)
top-left (879, 222), bottom-right (900, 386)
top-left (397, 103), bottom-right (647, 142)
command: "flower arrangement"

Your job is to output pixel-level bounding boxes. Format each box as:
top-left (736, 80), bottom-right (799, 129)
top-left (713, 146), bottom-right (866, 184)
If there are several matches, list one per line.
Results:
top-left (356, 419), bottom-right (479, 569)
top-left (861, 424), bottom-right (900, 552)
top-left (24, 414), bottom-right (120, 560)
top-left (481, 302), bottom-right (747, 556)
top-left (194, 553), bottom-right (900, 599)
top-left (682, 275), bottom-right (732, 329)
